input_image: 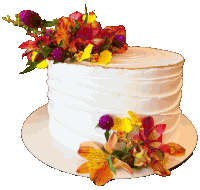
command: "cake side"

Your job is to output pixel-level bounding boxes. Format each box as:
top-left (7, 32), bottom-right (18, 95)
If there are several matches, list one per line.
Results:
top-left (67, 46), bottom-right (184, 69)
top-left (47, 47), bottom-right (183, 152)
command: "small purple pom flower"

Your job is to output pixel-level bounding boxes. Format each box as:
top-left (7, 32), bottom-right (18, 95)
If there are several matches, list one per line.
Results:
top-left (112, 34), bottom-right (126, 48)
top-left (52, 47), bottom-right (64, 62)
top-left (99, 115), bottom-right (114, 130)
top-left (44, 29), bottom-right (53, 37)
top-left (19, 10), bottom-right (42, 28)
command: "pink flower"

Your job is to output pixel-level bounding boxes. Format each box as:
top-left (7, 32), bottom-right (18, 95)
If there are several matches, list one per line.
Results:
top-left (69, 11), bottom-right (83, 21)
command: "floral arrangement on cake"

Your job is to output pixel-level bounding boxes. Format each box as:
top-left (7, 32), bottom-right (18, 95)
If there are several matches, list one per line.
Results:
top-left (2, 5), bottom-right (128, 74)
top-left (76, 111), bottom-right (186, 186)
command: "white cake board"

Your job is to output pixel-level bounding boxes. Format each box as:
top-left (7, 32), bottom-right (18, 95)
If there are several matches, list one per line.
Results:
top-left (21, 104), bottom-right (197, 179)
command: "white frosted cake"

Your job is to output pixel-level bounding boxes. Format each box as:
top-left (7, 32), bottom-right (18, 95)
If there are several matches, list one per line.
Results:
top-left (47, 46), bottom-right (184, 155)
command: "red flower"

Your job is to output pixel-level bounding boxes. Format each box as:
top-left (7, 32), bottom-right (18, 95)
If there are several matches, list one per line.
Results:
top-left (19, 36), bottom-right (55, 58)
top-left (130, 116), bottom-right (185, 176)
top-left (76, 22), bottom-right (102, 41)
top-left (133, 116), bottom-right (171, 154)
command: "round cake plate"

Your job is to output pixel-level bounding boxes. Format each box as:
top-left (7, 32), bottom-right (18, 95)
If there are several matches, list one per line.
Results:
top-left (21, 104), bottom-right (197, 179)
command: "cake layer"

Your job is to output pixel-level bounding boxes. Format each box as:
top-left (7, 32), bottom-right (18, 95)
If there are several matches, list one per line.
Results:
top-left (47, 47), bottom-right (184, 151)
top-left (70, 47), bottom-right (184, 69)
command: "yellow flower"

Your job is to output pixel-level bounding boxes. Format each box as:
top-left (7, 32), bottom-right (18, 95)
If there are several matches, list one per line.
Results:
top-left (112, 117), bottom-right (133, 133)
top-left (31, 51), bottom-right (48, 69)
top-left (76, 44), bottom-right (94, 62)
top-left (82, 12), bottom-right (96, 24)
top-left (96, 50), bottom-right (112, 65)
top-left (127, 111), bottom-right (142, 126)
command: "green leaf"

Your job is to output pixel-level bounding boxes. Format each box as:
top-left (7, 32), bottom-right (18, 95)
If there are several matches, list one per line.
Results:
top-left (95, 123), bottom-right (100, 128)
top-left (127, 145), bottom-right (133, 151)
top-left (58, 40), bottom-right (63, 47)
top-left (41, 46), bottom-right (53, 59)
top-left (41, 20), bottom-right (54, 27)
top-left (102, 45), bottom-right (109, 51)
top-left (26, 60), bottom-right (32, 66)
top-left (53, 19), bottom-right (59, 27)
top-left (155, 149), bottom-right (164, 160)
top-left (134, 125), bottom-right (140, 131)
top-left (53, 60), bottom-right (58, 64)
top-left (107, 155), bottom-right (116, 174)
top-left (121, 153), bottom-right (132, 161)
top-left (75, 20), bottom-right (80, 31)
top-left (111, 150), bottom-right (126, 157)
top-left (19, 62), bottom-right (38, 74)
top-left (105, 130), bottom-right (110, 141)
top-left (82, 5), bottom-right (88, 26)
top-left (139, 141), bottom-right (144, 145)
top-left (69, 58), bottom-right (76, 63)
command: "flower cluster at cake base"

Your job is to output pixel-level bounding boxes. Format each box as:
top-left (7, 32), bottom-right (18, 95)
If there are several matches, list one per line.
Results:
top-left (3, 5), bottom-right (128, 74)
top-left (76, 111), bottom-right (186, 186)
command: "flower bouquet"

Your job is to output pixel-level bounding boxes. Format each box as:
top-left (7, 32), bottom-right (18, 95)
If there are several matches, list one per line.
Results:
top-left (76, 111), bottom-right (186, 186)
top-left (2, 5), bottom-right (128, 74)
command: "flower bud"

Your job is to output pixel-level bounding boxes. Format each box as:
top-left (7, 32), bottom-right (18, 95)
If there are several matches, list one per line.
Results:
top-left (112, 34), bottom-right (126, 48)
top-left (99, 115), bottom-right (114, 130)
top-left (52, 47), bottom-right (64, 62)
top-left (19, 10), bottom-right (42, 28)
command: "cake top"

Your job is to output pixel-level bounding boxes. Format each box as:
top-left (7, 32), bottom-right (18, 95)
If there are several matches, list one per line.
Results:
top-left (80, 46), bottom-right (184, 69)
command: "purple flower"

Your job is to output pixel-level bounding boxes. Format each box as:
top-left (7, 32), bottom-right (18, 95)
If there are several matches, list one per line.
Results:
top-left (52, 47), bottom-right (64, 62)
top-left (19, 10), bottom-right (42, 28)
top-left (44, 29), bottom-right (52, 37)
top-left (99, 115), bottom-right (114, 130)
top-left (112, 34), bottom-right (126, 48)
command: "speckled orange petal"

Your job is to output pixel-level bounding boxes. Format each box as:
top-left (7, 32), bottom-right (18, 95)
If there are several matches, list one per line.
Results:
top-left (113, 158), bottom-right (133, 174)
top-left (76, 161), bottom-right (91, 174)
top-left (56, 17), bottom-right (75, 50)
top-left (148, 124), bottom-right (166, 141)
top-left (104, 132), bottom-right (118, 154)
top-left (78, 147), bottom-right (107, 161)
top-left (149, 159), bottom-right (171, 176)
top-left (149, 142), bottom-right (171, 153)
top-left (167, 142), bottom-right (186, 156)
top-left (90, 162), bottom-right (114, 186)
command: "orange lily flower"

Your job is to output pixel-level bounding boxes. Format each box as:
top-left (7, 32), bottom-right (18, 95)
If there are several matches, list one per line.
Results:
top-left (77, 134), bottom-right (133, 186)
top-left (148, 151), bottom-right (171, 176)
top-left (56, 16), bottom-right (75, 50)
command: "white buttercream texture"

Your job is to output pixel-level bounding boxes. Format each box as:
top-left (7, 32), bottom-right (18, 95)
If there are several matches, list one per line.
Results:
top-left (47, 47), bottom-right (184, 152)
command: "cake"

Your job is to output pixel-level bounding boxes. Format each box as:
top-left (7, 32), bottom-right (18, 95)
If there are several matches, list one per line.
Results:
top-left (47, 46), bottom-right (184, 155)
top-left (4, 8), bottom-right (195, 187)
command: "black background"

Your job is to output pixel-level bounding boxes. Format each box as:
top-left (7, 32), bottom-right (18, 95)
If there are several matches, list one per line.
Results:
top-left (1, 1), bottom-right (196, 189)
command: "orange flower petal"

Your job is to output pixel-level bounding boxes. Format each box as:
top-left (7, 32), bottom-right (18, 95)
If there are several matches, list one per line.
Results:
top-left (149, 142), bottom-right (171, 153)
top-left (76, 161), bottom-right (91, 174)
top-left (104, 132), bottom-right (118, 154)
top-left (78, 147), bottom-right (108, 161)
top-left (149, 159), bottom-right (171, 176)
top-left (113, 158), bottom-right (133, 174)
top-left (167, 142), bottom-right (186, 156)
top-left (56, 17), bottom-right (75, 50)
top-left (90, 162), bottom-right (114, 186)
